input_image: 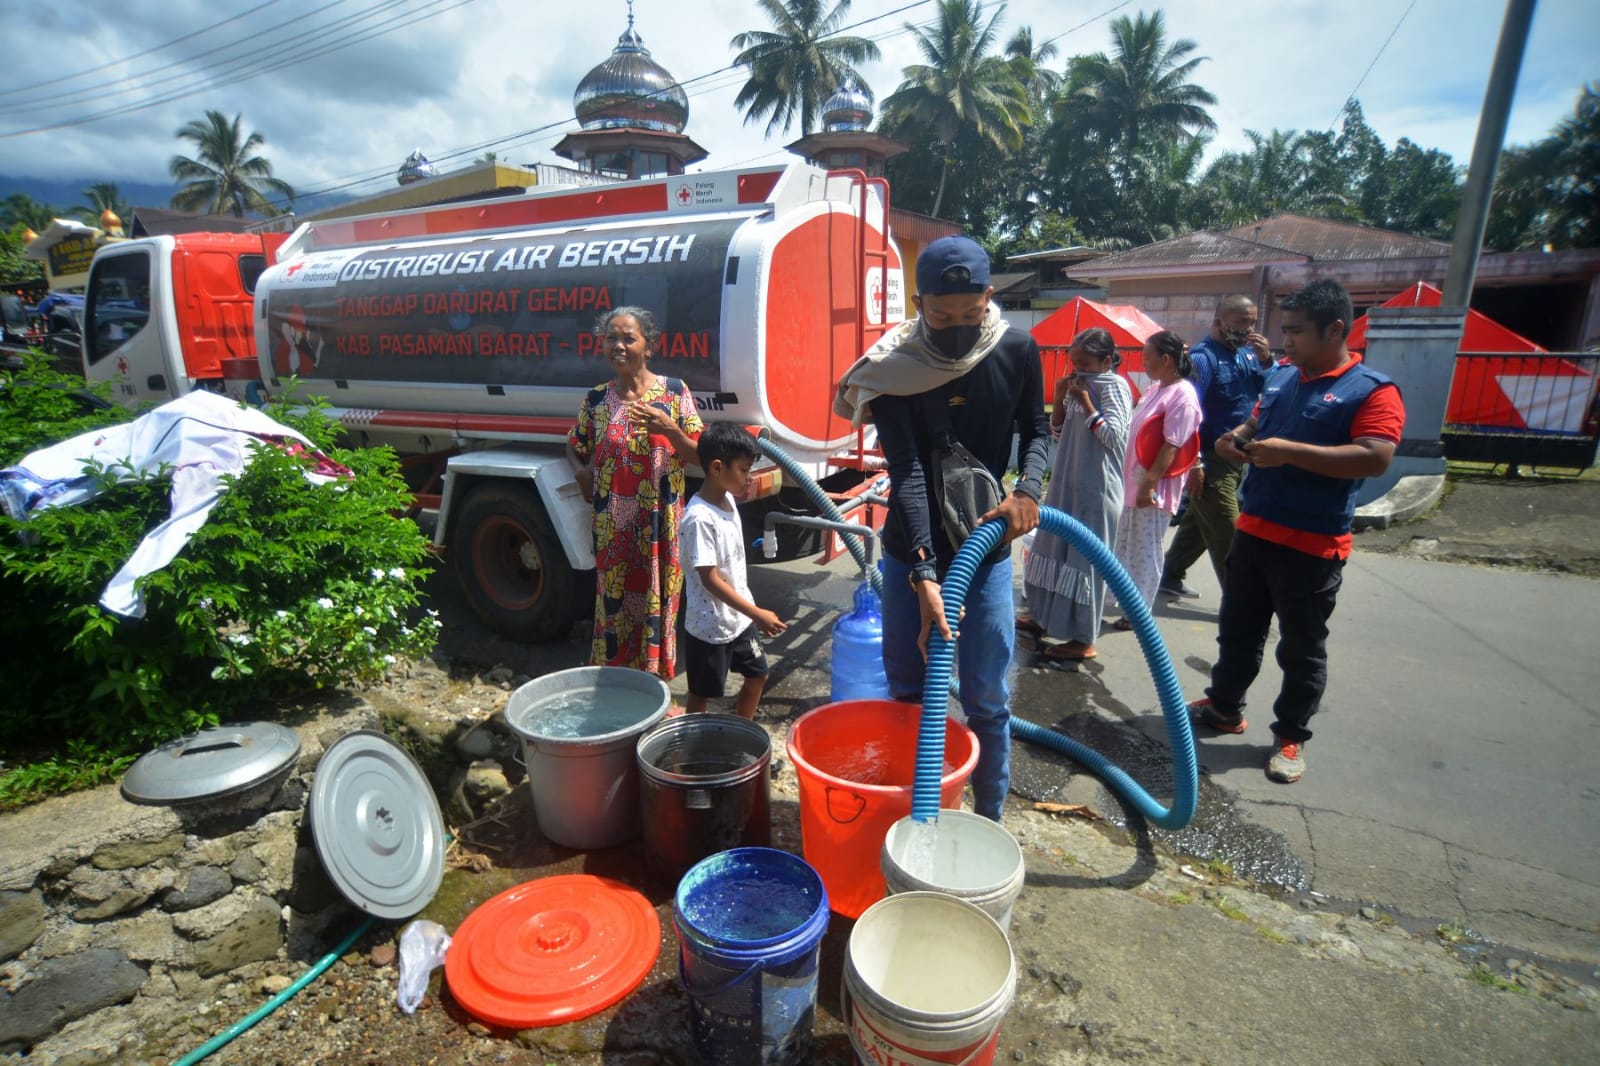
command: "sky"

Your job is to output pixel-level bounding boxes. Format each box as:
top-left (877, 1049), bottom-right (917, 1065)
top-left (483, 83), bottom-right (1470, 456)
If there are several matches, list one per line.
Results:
top-left (0, 0), bottom-right (1595, 216)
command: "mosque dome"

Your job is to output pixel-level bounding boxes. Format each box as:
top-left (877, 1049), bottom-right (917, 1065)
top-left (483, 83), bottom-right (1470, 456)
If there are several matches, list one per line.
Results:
top-left (821, 79), bottom-right (873, 133)
top-left (397, 149), bottom-right (437, 186)
top-left (573, 19), bottom-right (688, 134)
top-left (99, 209), bottom-right (123, 233)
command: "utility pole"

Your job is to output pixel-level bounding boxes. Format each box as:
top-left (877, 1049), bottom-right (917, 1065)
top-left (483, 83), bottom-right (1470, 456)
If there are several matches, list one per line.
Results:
top-left (1442, 0), bottom-right (1539, 306)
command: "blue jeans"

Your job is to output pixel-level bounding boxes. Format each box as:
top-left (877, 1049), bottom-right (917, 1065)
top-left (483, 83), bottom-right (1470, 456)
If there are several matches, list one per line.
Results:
top-left (880, 553), bottom-right (1014, 821)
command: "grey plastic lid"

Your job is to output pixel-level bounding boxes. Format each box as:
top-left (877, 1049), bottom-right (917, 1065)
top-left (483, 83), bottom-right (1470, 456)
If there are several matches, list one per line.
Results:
top-left (310, 730), bottom-right (445, 920)
top-left (122, 721), bottom-right (301, 805)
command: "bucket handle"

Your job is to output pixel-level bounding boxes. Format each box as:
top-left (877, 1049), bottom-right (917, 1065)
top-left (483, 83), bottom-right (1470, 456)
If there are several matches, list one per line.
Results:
top-left (824, 786), bottom-right (867, 824)
top-left (842, 972), bottom-right (1000, 1066)
top-left (678, 950), bottom-right (763, 998)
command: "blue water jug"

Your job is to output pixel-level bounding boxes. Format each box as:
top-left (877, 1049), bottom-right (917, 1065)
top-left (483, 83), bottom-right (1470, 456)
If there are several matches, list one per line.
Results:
top-left (830, 579), bottom-right (890, 702)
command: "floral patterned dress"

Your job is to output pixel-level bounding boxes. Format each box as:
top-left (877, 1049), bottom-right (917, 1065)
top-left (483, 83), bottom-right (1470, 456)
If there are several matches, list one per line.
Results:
top-left (568, 376), bottom-right (704, 680)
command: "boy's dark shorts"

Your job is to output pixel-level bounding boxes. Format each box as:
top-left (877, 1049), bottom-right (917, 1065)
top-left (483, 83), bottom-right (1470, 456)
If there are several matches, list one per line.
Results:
top-left (683, 624), bottom-right (769, 698)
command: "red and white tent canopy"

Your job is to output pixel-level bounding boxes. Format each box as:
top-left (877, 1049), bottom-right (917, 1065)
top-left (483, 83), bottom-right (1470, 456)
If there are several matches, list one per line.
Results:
top-left (1032, 296), bottom-right (1164, 398)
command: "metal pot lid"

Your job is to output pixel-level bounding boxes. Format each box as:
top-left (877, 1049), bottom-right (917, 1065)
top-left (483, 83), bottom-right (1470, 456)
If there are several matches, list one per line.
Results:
top-left (310, 730), bottom-right (445, 920)
top-left (122, 721), bottom-right (301, 805)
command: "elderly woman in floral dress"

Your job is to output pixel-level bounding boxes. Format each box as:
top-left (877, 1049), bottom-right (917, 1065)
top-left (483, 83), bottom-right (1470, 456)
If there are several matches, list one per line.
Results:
top-left (566, 306), bottom-right (704, 679)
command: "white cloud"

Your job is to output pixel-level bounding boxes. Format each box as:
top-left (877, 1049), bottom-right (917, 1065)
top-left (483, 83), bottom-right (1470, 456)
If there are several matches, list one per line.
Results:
top-left (1, 0), bottom-right (1593, 205)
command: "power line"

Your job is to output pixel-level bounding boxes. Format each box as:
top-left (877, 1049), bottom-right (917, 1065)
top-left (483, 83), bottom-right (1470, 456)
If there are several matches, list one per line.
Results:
top-left (0, 0), bottom-right (287, 101)
top-left (1328, 0), bottom-right (1420, 131)
top-left (279, 2), bottom-right (938, 209)
top-left (2, 0), bottom-right (371, 114)
top-left (1039, 0), bottom-right (1135, 50)
top-left (0, 0), bottom-right (477, 138)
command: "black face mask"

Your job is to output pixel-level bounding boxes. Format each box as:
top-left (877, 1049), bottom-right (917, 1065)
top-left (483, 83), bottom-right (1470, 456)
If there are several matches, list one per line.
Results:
top-left (927, 324), bottom-right (981, 361)
top-left (1222, 326), bottom-right (1251, 349)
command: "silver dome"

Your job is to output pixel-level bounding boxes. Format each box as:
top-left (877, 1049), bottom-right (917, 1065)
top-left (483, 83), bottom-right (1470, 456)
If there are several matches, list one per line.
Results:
top-left (573, 21), bottom-right (689, 133)
top-left (397, 148), bottom-right (437, 185)
top-left (822, 79), bottom-right (873, 133)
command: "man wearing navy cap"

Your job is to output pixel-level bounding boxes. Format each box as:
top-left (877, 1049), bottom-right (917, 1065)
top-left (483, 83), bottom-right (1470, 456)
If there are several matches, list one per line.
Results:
top-left (834, 236), bottom-right (1050, 821)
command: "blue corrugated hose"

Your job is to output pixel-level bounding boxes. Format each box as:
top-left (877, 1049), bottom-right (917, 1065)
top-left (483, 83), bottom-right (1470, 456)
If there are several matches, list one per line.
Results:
top-left (756, 439), bottom-right (883, 597)
top-left (912, 508), bottom-right (1199, 830)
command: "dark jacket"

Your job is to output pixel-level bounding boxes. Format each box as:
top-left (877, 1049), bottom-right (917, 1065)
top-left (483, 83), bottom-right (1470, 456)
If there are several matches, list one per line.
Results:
top-left (873, 327), bottom-right (1050, 573)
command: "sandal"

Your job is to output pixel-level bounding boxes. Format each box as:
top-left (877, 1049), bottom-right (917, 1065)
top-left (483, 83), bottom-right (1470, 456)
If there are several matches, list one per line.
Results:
top-left (1110, 617), bottom-right (1135, 632)
top-left (1041, 641), bottom-right (1097, 662)
top-left (1014, 615), bottom-right (1045, 637)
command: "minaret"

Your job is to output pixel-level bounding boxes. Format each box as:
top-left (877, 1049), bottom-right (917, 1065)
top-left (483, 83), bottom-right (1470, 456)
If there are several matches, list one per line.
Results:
top-left (785, 79), bottom-right (907, 177)
top-left (554, 1), bottom-right (708, 179)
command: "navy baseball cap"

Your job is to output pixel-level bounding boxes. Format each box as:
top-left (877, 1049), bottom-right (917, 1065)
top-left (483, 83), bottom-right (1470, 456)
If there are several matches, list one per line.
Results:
top-left (916, 236), bottom-right (991, 296)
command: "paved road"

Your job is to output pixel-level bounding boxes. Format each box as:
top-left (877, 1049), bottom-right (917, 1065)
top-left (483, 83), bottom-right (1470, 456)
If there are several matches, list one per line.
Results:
top-left (1008, 547), bottom-right (1600, 967)
top-left (432, 535), bottom-right (1600, 968)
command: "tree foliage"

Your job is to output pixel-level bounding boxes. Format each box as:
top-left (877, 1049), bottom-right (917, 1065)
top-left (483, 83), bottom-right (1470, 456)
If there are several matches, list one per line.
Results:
top-left (725, 3), bottom-right (1587, 257)
top-left (170, 110), bottom-right (295, 217)
top-left (0, 356), bottom-right (437, 806)
top-left (730, 0), bottom-right (881, 138)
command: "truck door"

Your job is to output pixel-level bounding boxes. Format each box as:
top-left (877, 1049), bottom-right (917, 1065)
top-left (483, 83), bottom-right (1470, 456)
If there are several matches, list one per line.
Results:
top-left (83, 244), bottom-right (171, 404)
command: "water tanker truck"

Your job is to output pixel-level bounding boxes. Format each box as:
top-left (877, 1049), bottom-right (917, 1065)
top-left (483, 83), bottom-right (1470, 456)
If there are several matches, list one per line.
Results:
top-left (78, 161), bottom-right (905, 640)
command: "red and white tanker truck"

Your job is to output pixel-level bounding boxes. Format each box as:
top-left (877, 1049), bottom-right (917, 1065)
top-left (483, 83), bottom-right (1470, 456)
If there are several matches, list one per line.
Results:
top-left (78, 161), bottom-right (905, 640)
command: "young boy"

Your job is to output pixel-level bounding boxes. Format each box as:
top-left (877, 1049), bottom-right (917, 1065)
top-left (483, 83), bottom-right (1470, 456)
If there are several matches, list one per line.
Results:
top-left (681, 423), bottom-right (787, 717)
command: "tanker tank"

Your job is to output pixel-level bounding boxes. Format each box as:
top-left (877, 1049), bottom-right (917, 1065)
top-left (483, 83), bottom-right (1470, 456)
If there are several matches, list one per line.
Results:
top-left (253, 163), bottom-right (906, 464)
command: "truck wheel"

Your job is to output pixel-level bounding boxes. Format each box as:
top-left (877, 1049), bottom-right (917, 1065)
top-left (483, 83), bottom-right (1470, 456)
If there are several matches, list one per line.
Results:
top-left (452, 483), bottom-right (576, 642)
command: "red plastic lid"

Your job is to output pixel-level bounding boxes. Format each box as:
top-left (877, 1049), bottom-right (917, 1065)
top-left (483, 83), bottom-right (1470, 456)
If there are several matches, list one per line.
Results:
top-left (1135, 417), bottom-right (1201, 480)
top-left (446, 874), bottom-right (661, 1028)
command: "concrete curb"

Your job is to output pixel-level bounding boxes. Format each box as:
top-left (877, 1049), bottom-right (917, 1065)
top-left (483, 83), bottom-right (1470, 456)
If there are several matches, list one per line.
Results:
top-left (1353, 473), bottom-right (1445, 530)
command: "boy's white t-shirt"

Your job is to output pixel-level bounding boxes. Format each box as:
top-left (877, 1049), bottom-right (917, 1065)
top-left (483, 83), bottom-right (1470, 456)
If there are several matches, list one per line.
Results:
top-left (681, 492), bottom-right (753, 644)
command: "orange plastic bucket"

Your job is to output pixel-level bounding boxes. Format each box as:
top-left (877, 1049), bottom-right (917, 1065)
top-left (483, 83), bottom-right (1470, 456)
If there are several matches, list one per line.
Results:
top-left (785, 700), bottom-right (978, 919)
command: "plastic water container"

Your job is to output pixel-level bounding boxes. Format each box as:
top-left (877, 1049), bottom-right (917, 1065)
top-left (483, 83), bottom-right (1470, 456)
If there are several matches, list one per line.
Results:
top-left (830, 580), bottom-right (890, 702)
top-left (843, 892), bottom-right (1017, 1066)
top-left (881, 811), bottom-right (1027, 931)
top-left (636, 714), bottom-right (772, 878)
top-left (675, 847), bottom-right (831, 1065)
top-left (785, 700), bottom-right (977, 918)
top-left (503, 667), bottom-right (669, 849)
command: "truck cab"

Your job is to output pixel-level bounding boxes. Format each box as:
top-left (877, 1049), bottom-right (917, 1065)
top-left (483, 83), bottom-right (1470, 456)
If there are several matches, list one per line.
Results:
top-left (81, 233), bottom-right (284, 403)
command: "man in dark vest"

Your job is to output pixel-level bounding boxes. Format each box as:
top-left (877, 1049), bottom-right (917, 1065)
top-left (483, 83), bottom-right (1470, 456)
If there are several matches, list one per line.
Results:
top-left (1187, 279), bottom-right (1405, 783)
top-left (1158, 294), bottom-right (1273, 599)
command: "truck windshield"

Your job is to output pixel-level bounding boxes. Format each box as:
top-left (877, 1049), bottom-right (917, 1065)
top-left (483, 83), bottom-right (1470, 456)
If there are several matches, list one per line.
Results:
top-left (85, 252), bottom-right (152, 366)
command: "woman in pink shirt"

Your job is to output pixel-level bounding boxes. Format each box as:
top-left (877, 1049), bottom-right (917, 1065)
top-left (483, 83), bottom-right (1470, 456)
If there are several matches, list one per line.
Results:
top-left (1112, 330), bottom-right (1201, 628)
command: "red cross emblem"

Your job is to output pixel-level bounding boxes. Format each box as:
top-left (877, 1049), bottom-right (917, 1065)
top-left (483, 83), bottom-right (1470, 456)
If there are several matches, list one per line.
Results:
top-left (285, 262), bottom-right (305, 278)
top-left (676, 184), bottom-right (693, 206)
top-left (116, 356), bottom-right (128, 375)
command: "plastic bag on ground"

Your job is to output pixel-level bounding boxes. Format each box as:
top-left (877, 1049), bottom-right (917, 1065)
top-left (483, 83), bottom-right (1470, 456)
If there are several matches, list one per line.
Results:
top-left (396, 918), bottom-right (451, 1014)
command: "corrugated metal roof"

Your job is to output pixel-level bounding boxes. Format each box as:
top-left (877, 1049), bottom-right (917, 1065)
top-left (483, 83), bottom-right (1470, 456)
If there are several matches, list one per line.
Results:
top-left (1078, 213), bottom-right (1450, 273)
top-left (1221, 215), bottom-right (1448, 261)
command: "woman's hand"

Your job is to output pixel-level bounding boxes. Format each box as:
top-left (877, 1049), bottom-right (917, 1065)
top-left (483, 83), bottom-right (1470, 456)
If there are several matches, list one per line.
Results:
top-left (1066, 377), bottom-right (1095, 413)
top-left (629, 399), bottom-right (672, 433)
top-left (1135, 474), bottom-right (1159, 509)
top-left (574, 464), bottom-right (595, 502)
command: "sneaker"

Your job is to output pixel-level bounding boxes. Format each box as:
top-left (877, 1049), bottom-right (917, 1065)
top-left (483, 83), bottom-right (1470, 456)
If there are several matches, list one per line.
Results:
top-left (1267, 737), bottom-right (1306, 783)
top-left (1187, 698), bottom-right (1247, 734)
top-left (1159, 578), bottom-right (1201, 599)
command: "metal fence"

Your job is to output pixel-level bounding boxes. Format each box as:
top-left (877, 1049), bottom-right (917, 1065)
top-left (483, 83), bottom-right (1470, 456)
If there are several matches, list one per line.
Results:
top-left (1441, 352), bottom-right (1600, 469)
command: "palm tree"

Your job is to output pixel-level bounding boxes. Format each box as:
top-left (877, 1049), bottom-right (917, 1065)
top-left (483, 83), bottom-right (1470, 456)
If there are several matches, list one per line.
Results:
top-left (169, 110), bottom-right (295, 217)
top-left (0, 193), bottom-right (57, 233)
top-left (77, 182), bottom-right (131, 228)
top-left (1067, 11), bottom-right (1217, 183)
top-left (729, 0), bottom-right (881, 138)
top-left (881, 0), bottom-right (1030, 218)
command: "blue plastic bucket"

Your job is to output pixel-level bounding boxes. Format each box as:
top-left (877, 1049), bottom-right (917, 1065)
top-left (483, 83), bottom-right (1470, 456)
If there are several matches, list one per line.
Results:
top-left (674, 847), bottom-right (831, 1065)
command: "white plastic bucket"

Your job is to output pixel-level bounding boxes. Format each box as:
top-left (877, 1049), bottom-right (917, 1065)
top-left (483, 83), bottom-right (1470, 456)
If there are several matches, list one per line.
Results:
top-left (842, 891), bottom-right (1016, 1066)
top-left (881, 812), bottom-right (1026, 931)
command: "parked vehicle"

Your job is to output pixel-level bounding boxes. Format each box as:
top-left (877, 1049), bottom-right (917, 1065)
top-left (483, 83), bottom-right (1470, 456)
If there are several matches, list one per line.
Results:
top-left (80, 161), bottom-right (903, 639)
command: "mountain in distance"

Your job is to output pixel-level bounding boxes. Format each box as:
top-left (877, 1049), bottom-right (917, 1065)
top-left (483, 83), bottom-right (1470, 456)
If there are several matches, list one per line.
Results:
top-left (0, 175), bottom-right (178, 216)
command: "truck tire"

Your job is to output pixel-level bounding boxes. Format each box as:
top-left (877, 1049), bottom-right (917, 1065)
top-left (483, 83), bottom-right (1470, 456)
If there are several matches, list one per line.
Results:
top-left (452, 483), bottom-right (576, 642)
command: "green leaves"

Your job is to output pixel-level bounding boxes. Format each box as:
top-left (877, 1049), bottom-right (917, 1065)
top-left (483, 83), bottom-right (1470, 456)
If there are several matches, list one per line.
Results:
top-left (0, 362), bottom-right (437, 804)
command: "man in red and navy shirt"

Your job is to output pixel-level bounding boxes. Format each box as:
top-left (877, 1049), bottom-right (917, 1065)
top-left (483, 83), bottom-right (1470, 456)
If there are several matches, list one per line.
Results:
top-left (1187, 278), bottom-right (1405, 784)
